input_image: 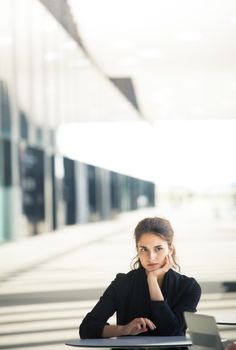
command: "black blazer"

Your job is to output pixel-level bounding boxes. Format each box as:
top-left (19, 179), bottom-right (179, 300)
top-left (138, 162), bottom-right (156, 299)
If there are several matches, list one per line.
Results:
top-left (79, 268), bottom-right (201, 339)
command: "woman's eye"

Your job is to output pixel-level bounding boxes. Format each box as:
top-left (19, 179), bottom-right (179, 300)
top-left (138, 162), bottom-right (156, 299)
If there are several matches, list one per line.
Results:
top-left (155, 247), bottom-right (163, 252)
top-left (138, 247), bottom-right (145, 252)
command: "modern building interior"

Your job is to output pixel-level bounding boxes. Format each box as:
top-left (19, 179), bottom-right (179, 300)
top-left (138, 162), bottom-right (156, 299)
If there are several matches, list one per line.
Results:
top-left (0, 1), bottom-right (236, 349)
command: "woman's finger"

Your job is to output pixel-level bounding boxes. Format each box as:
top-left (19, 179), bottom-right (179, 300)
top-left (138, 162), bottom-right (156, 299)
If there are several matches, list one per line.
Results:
top-left (144, 318), bottom-right (156, 330)
top-left (139, 318), bottom-right (147, 330)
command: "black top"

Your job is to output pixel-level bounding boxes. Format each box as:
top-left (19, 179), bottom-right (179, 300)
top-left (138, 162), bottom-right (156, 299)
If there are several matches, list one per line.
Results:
top-left (79, 268), bottom-right (201, 339)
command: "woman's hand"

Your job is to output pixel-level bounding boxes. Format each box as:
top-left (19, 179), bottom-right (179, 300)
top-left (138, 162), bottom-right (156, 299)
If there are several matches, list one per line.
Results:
top-left (146, 255), bottom-right (173, 301)
top-left (102, 318), bottom-right (156, 338)
top-left (148, 254), bottom-right (173, 280)
top-left (122, 317), bottom-right (156, 335)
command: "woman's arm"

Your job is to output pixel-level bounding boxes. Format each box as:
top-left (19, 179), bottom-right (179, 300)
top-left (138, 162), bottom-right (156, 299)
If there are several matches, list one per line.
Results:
top-left (149, 277), bottom-right (201, 335)
top-left (102, 325), bottom-right (125, 338)
top-left (147, 274), bottom-right (164, 300)
top-left (102, 318), bottom-right (156, 338)
top-left (147, 254), bottom-right (172, 301)
top-left (79, 273), bottom-right (156, 338)
top-left (79, 279), bottom-right (117, 338)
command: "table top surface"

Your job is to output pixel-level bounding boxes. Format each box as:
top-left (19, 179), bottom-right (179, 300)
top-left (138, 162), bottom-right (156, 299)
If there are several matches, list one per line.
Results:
top-left (65, 336), bottom-right (192, 348)
top-left (217, 321), bottom-right (236, 325)
top-left (216, 315), bottom-right (236, 325)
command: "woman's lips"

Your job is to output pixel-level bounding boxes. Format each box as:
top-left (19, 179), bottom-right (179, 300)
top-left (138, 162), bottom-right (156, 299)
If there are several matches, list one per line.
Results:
top-left (147, 263), bottom-right (159, 268)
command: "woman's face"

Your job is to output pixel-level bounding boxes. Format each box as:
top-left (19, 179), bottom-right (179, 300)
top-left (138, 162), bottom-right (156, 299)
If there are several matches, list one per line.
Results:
top-left (137, 232), bottom-right (171, 272)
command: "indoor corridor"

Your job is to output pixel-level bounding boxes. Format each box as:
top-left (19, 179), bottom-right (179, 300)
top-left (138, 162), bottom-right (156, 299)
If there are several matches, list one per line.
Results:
top-left (1, 1), bottom-right (236, 349)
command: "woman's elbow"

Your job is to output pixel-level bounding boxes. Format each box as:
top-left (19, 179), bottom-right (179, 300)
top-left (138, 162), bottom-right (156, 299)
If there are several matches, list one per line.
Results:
top-left (79, 323), bottom-right (88, 339)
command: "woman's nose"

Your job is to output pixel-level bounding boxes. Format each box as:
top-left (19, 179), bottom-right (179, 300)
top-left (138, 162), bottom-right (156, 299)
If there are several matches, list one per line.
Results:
top-left (148, 250), bottom-right (157, 260)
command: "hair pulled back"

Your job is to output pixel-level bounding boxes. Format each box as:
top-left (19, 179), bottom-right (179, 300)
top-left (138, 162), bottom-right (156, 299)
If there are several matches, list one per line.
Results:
top-left (131, 217), bottom-right (180, 271)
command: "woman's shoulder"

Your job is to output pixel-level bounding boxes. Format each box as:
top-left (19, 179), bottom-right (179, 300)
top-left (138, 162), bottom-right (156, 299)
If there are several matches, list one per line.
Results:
top-left (168, 269), bottom-right (201, 290)
top-left (113, 268), bottom-right (144, 284)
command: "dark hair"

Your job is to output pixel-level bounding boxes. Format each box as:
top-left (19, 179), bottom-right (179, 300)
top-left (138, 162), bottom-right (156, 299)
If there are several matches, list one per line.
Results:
top-left (131, 217), bottom-right (180, 271)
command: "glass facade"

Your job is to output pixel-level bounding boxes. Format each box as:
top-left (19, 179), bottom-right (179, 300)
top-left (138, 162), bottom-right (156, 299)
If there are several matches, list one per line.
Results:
top-left (0, 0), bottom-right (155, 243)
top-left (19, 145), bottom-right (45, 235)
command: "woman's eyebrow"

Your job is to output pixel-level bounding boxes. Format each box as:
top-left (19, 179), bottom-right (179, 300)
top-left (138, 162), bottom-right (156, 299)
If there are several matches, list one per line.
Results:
top-left (138, 244), bottom-right (164, 248)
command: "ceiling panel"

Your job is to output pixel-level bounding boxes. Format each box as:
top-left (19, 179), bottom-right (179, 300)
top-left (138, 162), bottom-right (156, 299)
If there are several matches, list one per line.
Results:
top-left (69, 0), bottom-right (236, 121)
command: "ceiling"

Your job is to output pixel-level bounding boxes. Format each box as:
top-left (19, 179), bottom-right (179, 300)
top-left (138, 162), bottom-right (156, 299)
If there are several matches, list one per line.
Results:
top-left (68, 0), bottom-right (236, 122)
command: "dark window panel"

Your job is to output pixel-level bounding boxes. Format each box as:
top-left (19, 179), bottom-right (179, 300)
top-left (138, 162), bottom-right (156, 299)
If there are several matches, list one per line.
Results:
top-left (0, 81), bottom-right (11, 136)
top-left (19, 110), bottom-right (29, 140)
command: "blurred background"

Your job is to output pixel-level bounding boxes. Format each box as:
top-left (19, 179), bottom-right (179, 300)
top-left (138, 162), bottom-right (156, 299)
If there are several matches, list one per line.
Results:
top-left (0, 0), bottom-right (236, 349)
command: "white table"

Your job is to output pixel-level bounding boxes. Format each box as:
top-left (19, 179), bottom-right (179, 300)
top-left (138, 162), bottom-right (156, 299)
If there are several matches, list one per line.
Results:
top-left (65, 336), bottom-right (192, 348)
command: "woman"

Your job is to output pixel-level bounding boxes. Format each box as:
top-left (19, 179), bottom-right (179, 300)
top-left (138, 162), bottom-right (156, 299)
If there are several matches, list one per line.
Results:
top-left (79, 217), bottom-right (201, 338)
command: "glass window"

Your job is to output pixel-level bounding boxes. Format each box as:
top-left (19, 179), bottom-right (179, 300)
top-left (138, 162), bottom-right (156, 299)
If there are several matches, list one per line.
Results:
top-left (19, 145), bottom-right (45, 235)
top-left (0, 0), bottom-right (13, 137)
top-left (0, 137), bottom-right (12, 242)
top-left (13, 0), bottom-right (32, 125)
top-left (19, 109), bottom-right (28, 140)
